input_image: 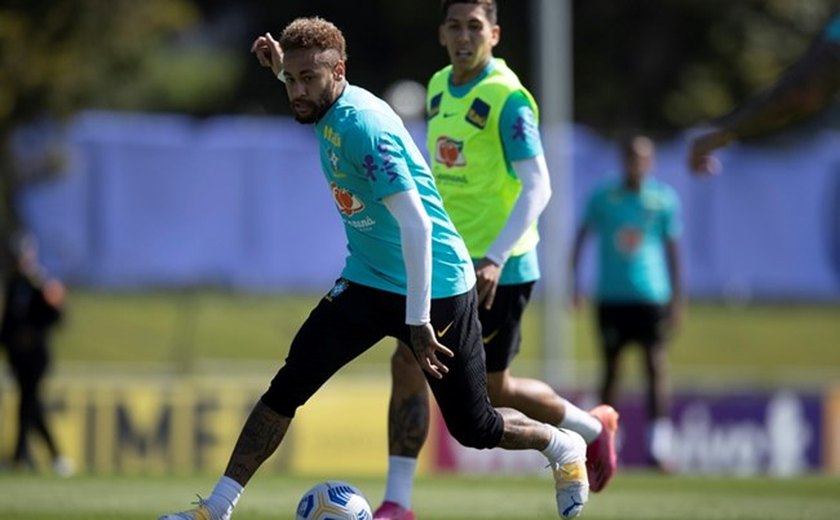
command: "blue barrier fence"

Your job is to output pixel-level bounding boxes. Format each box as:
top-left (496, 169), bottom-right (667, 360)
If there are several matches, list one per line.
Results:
top-left (17, 111), bottom-right (840, 299)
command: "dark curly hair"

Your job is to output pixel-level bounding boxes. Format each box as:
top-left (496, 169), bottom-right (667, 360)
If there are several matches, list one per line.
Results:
top-left (441, 0), bottom-right (497, 24)
top-left (279, 17), bottom-right (348, 65)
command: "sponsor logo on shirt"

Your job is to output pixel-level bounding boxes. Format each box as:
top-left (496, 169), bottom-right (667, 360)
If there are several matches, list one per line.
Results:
top-left (466, 97), bottom-right (490, 129)
top-left (323, 125), bottom-right (342, 147)
top-left (614, 225), bottom-right (643, 255)
top-left (346, 216), bottom-right (376, 230)
top-left (435, 136), bottom-right (466, 168)
top-left (331, 182), bottom-right (365, 216)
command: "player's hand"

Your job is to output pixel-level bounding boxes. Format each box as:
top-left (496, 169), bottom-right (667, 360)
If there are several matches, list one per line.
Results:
top-left (409, 323), bottom-right (454, 379)
top-left (43, 279), bottom-right (66, 308)
top-left (475, 257), bottom-right (501, 310)
top-left (688, 130), bottom-right (731, 176)
top-left (250, 32), bottom-right (284, 77)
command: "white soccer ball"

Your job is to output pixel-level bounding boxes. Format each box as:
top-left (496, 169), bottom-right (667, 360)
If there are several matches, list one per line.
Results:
top-left (295, 480), bottom-right (372, 520)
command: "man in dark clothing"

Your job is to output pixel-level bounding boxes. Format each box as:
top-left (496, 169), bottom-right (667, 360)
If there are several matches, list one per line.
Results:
top-left (1, 232), bottom-right (73, 476)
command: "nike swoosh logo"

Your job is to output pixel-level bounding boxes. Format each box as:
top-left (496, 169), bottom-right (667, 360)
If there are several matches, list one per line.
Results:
top-left (442, 112), bottom-right (458, 118)
top-left (436, 320), bottom-right (454, 338)
top-left (482, 329), bottom-right (499, 344)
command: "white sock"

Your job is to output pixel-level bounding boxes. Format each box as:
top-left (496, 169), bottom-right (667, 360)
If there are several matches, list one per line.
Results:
top-left (649, 418), bottom-right (674, 462)
top-left (382, 456), bottom-right (417, 509)
top-left (207, 476), bottom-right (243, 518)
top-left (558, 401), bottom-right (603, 444)
top-left (541, 427), bottom-right (582, 466)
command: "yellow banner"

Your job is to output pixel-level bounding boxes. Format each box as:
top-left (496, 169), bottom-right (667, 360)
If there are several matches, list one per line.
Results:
top-left (0, 374), bottom-right (431, 476)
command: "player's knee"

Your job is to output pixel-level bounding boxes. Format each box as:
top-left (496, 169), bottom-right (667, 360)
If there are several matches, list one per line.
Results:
top-left (260, 386), bottom-right (299, 418)
top-left (443, 409), bottom-right (502, 450)
top-left (260, 367), bottom-right (313, 418)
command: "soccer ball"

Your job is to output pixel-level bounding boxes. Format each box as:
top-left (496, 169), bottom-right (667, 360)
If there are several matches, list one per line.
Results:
top-left (295, 480), bottom-right (372, 520)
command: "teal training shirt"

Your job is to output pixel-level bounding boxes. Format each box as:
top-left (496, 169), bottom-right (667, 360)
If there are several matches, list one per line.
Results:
top-left (583, 177), bottom-right (682, 304)
top-left (444, 60), bottom-right (543, 284)
top-left (500, 91), bottom-right (544, 162)
top-left (498, 91), bottom-right (542, 284)
top-left (316, 84), bottom-right (475, 297)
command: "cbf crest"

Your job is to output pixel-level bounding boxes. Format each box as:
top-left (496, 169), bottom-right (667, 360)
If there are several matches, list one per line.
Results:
top-left (325, 278), bottom-right (350, 301)
top-left (434, 136), bottom-right (466, 168)
top-left (328, 148), bottom-right (347, 179)
top-left (330, 182), bottom-right (365, 216)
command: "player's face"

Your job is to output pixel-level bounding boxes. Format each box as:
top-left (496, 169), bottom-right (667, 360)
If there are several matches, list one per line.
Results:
top-left (439, 3), bottom-right (500, 82)
top-left (282, 48), bottom-right (346, 124)
top-left (624, 141), bottom-right (654, 186)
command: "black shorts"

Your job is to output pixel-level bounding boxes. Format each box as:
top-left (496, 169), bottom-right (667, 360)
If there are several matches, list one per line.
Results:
top-left (479, 281), bottom-right (535, 372)
top-left (261, 279), bottom-right (503, 449)
top-left (596, 303), bottom-right (669, 355)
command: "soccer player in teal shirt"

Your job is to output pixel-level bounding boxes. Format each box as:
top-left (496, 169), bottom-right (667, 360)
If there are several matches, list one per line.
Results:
top-left (571, 135), bottom-right (683, 471)
top-left (160, 16), bottom-right (588, 520)
top-left (690, 8), bottom-right (840, 173)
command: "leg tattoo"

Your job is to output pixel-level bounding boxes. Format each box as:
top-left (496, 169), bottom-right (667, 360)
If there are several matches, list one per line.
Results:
top-left (224, 401), bottom-right (291, 485)
top-left (497, 407), bottom-right (551, 451)
top-left (388, 393), bottom-right (429, 457)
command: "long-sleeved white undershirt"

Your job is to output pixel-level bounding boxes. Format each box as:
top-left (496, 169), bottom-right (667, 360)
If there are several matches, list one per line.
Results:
top-left (484, 155), bottom-right (552, 266)
top-left (382, 189), bottom-right (432, 325)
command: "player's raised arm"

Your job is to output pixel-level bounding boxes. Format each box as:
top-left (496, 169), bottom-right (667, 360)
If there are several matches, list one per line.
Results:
top-left (689, 10), bottom-right (840, 175)
top-left (250, 31), bottom-right (284, 78)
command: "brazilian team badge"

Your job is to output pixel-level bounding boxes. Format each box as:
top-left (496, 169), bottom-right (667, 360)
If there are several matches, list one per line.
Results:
top-left (326, 278), bottom-right (350, 301)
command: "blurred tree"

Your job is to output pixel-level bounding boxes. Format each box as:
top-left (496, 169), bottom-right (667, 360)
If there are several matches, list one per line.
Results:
top-left (572, 0), bottom-right (839, 137)
top-left (0, 0), bottom-right (240, 274)
top-left (193, 0), bottom-right (532, 117)
top-left (2, 0), bottom-right (837, 274)
top-left (194, 0), bottom-right (837, 137)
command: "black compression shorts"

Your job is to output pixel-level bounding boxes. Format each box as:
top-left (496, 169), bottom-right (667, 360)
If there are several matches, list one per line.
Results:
top-left (261, 278), bottom-right (504, 449)
top-left (479, 281), bottom-right (535, 372)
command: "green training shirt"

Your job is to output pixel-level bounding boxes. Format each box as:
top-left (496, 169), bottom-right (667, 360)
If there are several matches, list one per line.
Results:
top-left (426, 59), bottom-right (540, 264)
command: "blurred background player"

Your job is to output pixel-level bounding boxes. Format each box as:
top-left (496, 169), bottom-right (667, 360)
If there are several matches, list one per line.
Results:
top-left (570, 135), bottom-right (683, 471)
top-left (375, 2), bottom-right (618, 519)
top-left (689, 8), bottom-right (840, 174)
top-left (160, 16), bottom-right (590, 520)
top-left (1, 232), bottom-right (73, 476)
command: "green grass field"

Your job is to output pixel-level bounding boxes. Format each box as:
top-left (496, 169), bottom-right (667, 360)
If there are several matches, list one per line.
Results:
top-left (47, 290), bottom-right (840, 390)
top-left (2, 291), bottom-right (839, 520)
top-left (0, 472), bottom-right (838, 520)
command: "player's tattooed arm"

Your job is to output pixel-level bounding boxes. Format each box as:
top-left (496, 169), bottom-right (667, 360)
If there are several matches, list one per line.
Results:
top-left (713, 38), bottom-right (840, 142)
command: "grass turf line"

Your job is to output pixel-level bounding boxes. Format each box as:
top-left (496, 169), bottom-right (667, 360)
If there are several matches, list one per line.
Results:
top-left (0, 472), bottom-right (838, 520)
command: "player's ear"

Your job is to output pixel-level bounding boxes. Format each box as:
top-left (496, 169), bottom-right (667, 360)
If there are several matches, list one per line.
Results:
top-left (491, 24), bottom-right (500, 47)
top-left (333, 60), bottom-right (346, 81)
top-left (439, 24), bottom-right (446, 47)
